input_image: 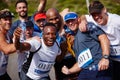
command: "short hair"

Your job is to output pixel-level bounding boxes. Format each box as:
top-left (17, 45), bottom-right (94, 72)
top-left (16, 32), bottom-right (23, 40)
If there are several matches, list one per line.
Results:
top-left (44, 23), bottom-right (56, 27)
top-left (43, 23), bottom-right (57, 32)
top-left (89, 1), bottom-right (104, 14)
top-left (15, 0), bottom-right (28, 7)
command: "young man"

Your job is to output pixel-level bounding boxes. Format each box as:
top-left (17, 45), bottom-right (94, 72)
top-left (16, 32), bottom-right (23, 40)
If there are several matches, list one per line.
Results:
top-left (13, 21), bottom-right (39, 79)
top-left (14, 23), bottom-right (61, 80)
top-left (62, 12), bottom-right (112, 80)
top-left (8, 0), bottom-right (46, 39)
top-left (46, 8), bottom-right (78, 80)
top-left (33, 12), bottom-right (46, 38)
top-left (33, 12), bottom-right (46, 33)
top-left (0, 9), bottom-right (16, 80)
top-left (79, 1), bottom-right (120, 80)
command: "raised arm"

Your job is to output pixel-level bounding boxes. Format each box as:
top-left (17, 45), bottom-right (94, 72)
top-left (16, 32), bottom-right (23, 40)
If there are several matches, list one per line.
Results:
top-left (13, 27), bottom-right (31, 52)
top-left (37, 0), bottom-right (47, 12)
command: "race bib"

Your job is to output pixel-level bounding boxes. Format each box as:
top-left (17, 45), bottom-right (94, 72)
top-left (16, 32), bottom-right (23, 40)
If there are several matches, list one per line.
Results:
top-left (78, 48), bottom-right (93, 68)
top-left (110, 45), bottom-right (120, 56)
top-left (34, 60), bottom-right (54, 74)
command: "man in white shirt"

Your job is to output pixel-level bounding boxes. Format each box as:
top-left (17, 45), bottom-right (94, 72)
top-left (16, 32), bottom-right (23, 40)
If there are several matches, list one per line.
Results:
top-left (14, 23), bottom-right (61, 80)
top-left (79, 1), bottom-right (120, 80)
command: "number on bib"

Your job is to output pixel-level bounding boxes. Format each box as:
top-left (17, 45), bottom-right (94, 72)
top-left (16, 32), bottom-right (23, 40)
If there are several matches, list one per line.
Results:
top-left (78, 48), bottom-right (93, 68)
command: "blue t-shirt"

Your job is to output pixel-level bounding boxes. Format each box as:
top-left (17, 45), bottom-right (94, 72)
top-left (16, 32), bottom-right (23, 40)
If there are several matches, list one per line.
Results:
top-left (73, 24), bottom-right (105, 69)
top-left (8, 15), bottom-right (42, 38)
top-left (8, 16), bottom-right (32, 37)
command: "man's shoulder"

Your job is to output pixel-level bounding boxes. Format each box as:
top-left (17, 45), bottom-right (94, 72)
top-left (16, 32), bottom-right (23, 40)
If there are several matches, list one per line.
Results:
top-left (12, 20), bottom-right (21, 26)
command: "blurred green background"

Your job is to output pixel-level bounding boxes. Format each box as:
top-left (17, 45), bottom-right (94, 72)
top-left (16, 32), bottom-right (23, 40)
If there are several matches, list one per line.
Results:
top-left (1, 0), bottom-right (120, 18)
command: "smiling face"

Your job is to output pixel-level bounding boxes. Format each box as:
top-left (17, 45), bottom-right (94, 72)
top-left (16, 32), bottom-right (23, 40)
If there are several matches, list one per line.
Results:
top-left (35, 19), bottom-right (46, 30)
top-left (91, 8), bottom-right (108, 26)
top-left (16, 2), bottom-right (28, 18)
top-left (25, 27), bottom-right (33, 39)
top-left (0, 17), bottom-right (12, 32)
top-left (43, 24), bottom-right (56, 46)
top-left (65, 19), bottom-right (79, 33)
top-left (46, 8), bottom-right (62, 31)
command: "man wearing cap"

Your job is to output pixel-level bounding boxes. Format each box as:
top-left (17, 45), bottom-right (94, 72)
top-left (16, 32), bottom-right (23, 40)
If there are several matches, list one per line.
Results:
top-left (79, 1), bottom-right (120, 80)
top-left (0, 9), bottom-right (16, 80)
top-left (33, 12), bottom-right (46, 36)
top-left (62, 12), bottom-right (112, 80)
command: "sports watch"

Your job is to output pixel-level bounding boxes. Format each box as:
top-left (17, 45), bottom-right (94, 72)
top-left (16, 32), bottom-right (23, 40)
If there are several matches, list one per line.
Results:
top-left (102, 55), bottom-right (109, 59)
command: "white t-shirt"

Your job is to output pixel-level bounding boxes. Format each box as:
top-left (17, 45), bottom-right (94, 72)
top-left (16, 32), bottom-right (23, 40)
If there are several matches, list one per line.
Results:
top-left (17, 32), bottom-right (41, 72)
top-left (24, 38), bottom-right (61, 79)
top-left (85, 13), bottom-right (120, 61)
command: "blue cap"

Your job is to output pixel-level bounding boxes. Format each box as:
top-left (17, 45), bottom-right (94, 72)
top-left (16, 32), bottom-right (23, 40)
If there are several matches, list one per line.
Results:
top-left (64, 12), bottom-right (78, 22)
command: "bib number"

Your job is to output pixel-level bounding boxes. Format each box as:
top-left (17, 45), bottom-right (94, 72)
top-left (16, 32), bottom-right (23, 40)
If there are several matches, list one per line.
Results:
top-left (34, 60), bottom-right (54, 74)
top-left (38, 61), bottom-right (54, 71)
top-left (110, 45), bottom-right (120, 56)
top-left (78, 48), bottom-right (93, 68)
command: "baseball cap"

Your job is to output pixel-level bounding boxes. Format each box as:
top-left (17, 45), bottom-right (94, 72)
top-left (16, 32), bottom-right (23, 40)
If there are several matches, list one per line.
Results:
top-left (25, 21), bottom-right (34, 28)
top-left (89, 1), bottom-right (104, 14)
top-left (64, 12), bottom-right (78, 22)
top-left (0, 9), bottom-right (14, 18)
top-left (34, 13), bottom-right (46, 21)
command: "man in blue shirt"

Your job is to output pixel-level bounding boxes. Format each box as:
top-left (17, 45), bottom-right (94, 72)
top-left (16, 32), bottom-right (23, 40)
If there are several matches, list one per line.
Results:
top-left (62, 12), bottom-right (112, 80)
top-left (8, 0), bottom-right (46, 40)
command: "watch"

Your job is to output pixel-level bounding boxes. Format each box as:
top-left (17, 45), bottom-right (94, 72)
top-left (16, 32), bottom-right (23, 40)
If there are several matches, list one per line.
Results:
top-left (102, 55), bottom-right (109, 59)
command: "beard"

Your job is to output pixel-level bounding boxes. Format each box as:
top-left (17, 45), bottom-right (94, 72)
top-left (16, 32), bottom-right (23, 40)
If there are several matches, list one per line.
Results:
top-left (19, 12), bottom-right (28, 18)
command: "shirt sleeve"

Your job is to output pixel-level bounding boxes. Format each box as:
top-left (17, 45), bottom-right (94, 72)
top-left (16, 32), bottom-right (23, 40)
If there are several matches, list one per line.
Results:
top-left (25, 38), bottom-right (41, 52)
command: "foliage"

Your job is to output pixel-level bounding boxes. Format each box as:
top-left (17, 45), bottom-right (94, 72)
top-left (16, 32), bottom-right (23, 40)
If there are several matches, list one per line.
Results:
top-left (0, 0), bottom-right (120, 18)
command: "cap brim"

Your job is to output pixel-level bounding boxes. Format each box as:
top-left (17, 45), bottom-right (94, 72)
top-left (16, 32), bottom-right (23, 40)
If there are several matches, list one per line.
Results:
top-left (35, 17), bottom-right (46, 21)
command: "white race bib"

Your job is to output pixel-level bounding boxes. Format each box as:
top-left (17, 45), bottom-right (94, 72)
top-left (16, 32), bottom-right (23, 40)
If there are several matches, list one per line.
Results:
top-left (78, 48), bottom-right (93, 68)
top-left (34, 60), bottom-right (54, 75)
top-left (110, 45), bottom-right (120, 56)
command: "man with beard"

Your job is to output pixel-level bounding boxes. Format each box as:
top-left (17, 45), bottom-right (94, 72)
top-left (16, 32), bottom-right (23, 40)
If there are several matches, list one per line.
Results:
top-left (8, 0), bottom-right (46, 39)
top-left (8, 0), bottom-right (46, 78)
top-left (14, 23), bottom-right (61, 80)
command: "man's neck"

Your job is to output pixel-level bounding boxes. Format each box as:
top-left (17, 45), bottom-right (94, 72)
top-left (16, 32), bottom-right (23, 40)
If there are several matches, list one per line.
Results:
top-left (19, 16), bottom-right (29, 22)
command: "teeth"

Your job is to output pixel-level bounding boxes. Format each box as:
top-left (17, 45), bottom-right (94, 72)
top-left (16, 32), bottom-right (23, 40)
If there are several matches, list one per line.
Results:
top-left (48, 39), bottom-right (54, 43)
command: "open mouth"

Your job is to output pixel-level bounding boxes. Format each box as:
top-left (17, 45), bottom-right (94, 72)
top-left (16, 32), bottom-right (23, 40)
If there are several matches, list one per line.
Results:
top-left (47, 39), bottom-right (54, 45)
